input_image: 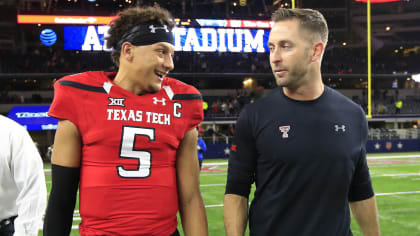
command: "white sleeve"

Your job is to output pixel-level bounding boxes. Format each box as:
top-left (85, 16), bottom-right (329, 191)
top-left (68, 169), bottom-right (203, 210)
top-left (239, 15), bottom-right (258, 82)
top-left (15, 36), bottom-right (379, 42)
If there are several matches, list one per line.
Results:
top-left (10, 126), bottom-right (47, 236)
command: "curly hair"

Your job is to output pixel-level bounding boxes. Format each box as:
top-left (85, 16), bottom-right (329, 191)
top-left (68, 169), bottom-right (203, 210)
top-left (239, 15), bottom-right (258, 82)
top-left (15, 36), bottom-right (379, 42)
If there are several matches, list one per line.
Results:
top-left (105, 6), bottom-right (174, 67)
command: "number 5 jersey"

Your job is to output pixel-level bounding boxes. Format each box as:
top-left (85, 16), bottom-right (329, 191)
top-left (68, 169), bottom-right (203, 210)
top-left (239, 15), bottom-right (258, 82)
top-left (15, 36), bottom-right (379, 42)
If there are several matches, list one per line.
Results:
top-left (49, 71), bottom-right (203, 236)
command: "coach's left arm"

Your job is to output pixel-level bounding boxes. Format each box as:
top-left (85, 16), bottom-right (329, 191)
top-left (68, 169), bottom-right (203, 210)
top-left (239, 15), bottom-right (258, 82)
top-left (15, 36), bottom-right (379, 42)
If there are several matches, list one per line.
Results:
top-left (349, 196), bottom-right (381, 236)
top-left (176, 128), bottom-right (209, 236)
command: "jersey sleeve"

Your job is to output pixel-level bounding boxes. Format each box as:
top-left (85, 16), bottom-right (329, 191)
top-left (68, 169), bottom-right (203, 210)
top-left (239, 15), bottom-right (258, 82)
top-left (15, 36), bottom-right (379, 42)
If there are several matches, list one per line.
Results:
top-left (165, 77), bottom-right (203, 131)
top-left (185, 96), bottom-right (203, 131)
top-left (48, 78), bottom-right (80, 127)
top-left (348, 113), bottom-right (374, 202)
top-left (225, 105), bottom-right (257, 198)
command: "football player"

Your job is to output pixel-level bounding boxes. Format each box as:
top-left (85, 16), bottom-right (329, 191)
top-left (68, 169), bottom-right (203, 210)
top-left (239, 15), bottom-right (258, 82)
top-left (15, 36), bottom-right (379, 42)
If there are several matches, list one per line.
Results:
top-left (44, 6), bottom-right (208, 236)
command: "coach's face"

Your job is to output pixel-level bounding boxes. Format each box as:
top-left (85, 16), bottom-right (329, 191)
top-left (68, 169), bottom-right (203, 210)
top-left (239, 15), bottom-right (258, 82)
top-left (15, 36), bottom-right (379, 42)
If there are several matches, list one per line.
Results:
top-left (268, 19), bottom-right (313, 89)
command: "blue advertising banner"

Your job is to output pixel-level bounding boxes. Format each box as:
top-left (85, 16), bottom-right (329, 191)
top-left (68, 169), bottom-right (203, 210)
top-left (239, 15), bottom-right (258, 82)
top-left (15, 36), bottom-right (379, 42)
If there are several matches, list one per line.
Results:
top-left (204, 140), bottom-right (420, 159)
top-left (367, 139), bottom-right (420, 153)
top-left (7, 106), bottom-right (58, 131)
top-left (64, 25), bottom-right (270, 53)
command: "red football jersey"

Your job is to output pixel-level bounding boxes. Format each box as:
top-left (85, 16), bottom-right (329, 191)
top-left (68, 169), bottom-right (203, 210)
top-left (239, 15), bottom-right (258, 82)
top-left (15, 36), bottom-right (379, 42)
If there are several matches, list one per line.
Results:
top-left (49, 71), bottom-right (203, 236)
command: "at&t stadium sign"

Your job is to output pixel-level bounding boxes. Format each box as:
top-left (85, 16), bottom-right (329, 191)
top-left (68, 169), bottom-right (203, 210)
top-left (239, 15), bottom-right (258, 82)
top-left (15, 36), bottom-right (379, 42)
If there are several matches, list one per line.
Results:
top-left (18, 15), bottom-right (272, 53)
top-left (64, 25), bottom-right (270, 53)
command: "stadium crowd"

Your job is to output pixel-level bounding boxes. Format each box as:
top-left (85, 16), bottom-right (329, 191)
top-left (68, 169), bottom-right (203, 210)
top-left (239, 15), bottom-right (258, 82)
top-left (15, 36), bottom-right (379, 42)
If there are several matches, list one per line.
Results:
top-left (1, 45), bottom-right (419, 74)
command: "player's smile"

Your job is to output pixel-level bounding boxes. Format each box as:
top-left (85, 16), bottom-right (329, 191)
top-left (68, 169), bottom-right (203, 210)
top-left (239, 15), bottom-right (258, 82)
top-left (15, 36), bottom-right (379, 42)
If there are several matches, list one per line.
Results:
top-left (155, 70), bottom-right (168, 81)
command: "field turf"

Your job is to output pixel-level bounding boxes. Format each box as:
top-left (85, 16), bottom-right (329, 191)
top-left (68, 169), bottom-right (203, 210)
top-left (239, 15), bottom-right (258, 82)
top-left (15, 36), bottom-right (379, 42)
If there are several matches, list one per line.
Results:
top-left (41, 152), bottom-right (420, 235)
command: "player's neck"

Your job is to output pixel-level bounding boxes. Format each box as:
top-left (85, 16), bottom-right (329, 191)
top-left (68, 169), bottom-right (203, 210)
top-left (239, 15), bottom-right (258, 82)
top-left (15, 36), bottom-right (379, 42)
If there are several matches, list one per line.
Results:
top-left (113, 70), bottom-right (146, 95)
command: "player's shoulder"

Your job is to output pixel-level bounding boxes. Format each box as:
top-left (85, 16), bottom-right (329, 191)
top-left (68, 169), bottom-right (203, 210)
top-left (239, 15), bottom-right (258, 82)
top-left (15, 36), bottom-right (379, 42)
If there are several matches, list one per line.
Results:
top-left (163, 77), bottom-right (202, 101)
top-left (58, 71), bottom-right (110, 86)
top-left (164, 77), bottom-right (200, 95)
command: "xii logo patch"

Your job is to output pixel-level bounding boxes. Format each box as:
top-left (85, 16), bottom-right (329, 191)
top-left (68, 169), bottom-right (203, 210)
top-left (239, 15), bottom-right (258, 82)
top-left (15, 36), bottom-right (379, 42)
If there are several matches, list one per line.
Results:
top-left (279, 125), bottom-right (290, 138)
top-left (108, 97), bottom-right (125, 107)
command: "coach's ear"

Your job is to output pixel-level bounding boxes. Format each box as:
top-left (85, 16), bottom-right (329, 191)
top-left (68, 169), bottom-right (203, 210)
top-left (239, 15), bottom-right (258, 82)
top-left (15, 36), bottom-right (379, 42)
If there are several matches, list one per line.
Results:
top-left (311, 41), bottom-right (325, 63)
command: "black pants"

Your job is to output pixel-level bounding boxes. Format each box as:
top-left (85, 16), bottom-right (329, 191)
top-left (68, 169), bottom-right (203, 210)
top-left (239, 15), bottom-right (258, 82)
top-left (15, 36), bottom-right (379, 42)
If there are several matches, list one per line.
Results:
top-left (0, 216), bottom-right (16, 236)
top-left (170, 229), bottom-right (180, 236)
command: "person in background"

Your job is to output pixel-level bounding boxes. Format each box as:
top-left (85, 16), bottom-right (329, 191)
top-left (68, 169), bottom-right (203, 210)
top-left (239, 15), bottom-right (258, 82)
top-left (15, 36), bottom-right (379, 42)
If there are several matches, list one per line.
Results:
top-left (197, 135), bottom-right (207, 170)
top-left (224, 8), bottom-right (380, 236)
top-left (395, 99), bottom-right (403, 114)
top-left (46, 144), bottom-right (54, 162)
top-left (0, 115), bottom-right (47, 236)
top-left (43, 6), bottom-right (208, 236)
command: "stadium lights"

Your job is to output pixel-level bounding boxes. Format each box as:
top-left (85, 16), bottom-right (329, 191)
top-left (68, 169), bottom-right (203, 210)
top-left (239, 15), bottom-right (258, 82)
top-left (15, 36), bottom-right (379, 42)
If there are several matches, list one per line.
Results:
top-left (412, 73), bottom-right (420, 83)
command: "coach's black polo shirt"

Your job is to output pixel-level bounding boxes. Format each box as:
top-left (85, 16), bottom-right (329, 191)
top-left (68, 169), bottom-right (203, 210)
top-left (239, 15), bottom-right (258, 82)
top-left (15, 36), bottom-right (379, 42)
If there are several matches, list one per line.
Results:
top-left (226, 86), bottom-right (374, 236)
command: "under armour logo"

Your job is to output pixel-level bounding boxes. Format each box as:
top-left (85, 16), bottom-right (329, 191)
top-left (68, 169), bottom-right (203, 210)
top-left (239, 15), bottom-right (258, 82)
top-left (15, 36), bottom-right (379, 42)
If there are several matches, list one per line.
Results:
top-left (149, 25), bottom-right (169, 33)
top-left (334, 124), bottom-right (346, 132)
top-left (153, 97), bottom-right (166, 106)
top-left (279, 125), bottom-right (290, 138)
top-left (108, 97), bottom-right (126, 107)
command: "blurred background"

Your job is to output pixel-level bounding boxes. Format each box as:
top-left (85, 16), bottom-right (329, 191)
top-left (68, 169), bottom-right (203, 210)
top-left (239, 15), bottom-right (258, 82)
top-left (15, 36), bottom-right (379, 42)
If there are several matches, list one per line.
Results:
top-left (0, 0), bottom-right (419, 159)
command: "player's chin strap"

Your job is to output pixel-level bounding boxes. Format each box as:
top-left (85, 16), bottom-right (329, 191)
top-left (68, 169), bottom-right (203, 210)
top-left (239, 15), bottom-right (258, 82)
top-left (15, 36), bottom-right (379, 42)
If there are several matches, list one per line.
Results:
top-left (43, 164), bottom-right (80, 236)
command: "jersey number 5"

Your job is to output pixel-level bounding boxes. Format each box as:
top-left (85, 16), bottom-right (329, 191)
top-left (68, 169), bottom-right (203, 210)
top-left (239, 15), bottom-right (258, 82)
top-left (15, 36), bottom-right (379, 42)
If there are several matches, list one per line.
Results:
top-left (117, 126), bottom-right (155, 178)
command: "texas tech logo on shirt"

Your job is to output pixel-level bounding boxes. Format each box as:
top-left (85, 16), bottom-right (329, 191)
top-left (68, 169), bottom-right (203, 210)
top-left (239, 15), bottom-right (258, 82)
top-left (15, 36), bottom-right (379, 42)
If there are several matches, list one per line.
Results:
top-left (279, 125), bottom-right (290, 138)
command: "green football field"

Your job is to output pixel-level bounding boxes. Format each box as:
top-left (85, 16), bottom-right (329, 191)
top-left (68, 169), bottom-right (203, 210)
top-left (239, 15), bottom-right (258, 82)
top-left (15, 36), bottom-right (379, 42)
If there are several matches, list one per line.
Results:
top-left (41, 152), bottom-right (420, 236)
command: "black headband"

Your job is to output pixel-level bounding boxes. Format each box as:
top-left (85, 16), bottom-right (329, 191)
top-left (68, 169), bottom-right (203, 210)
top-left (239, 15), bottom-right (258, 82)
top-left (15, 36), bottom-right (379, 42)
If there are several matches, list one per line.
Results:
top-left (116, 23), bottom-right (174, 49)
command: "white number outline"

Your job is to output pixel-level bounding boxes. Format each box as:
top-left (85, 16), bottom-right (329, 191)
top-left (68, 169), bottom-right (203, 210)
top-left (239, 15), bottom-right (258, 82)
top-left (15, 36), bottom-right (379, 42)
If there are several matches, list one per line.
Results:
top-left (117, 126), bottom-right (155, 178)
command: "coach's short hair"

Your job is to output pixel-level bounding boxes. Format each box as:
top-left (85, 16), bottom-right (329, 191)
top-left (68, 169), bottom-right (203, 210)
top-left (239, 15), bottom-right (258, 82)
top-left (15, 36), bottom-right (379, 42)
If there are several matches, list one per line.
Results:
top-left (106, 6), bottom-right (174, 67)
top-left (272, 8), bottom-right (328, 45)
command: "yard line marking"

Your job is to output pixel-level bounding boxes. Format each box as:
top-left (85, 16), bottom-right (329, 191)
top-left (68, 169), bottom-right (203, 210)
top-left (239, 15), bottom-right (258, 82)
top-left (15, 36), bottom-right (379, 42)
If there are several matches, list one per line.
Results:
top-left (201, 184), bottom-right (225, 187)
top-left (368, 155), bottom-right (420, 160)
top-left (203, 162), bottom-right (228, 166)
top-left (371, 173), bottom-right (420, 177)
top-left (376, 190), bottom-right (420, 196)
top-left (205, 204), bottom-right (224, 208)
top-left (45, 173), bottom-right (420, 185)
top-left (42, 154), bottom-right (420, 174)
top-left (200, 173), bottom-right (227, 176)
